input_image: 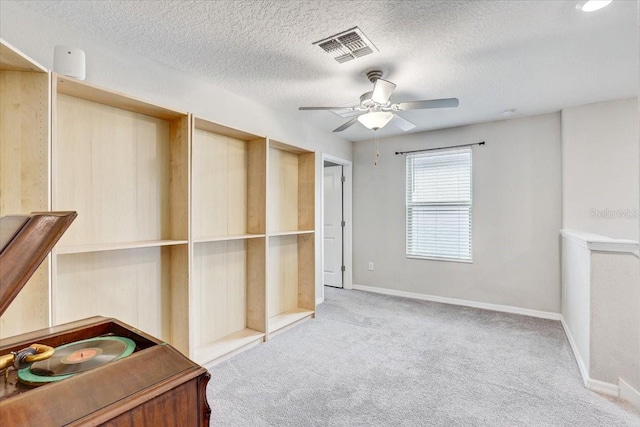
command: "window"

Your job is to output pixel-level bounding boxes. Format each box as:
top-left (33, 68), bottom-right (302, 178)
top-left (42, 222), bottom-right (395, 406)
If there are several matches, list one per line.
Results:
top-left (405, 147), bottom-right (472, 262)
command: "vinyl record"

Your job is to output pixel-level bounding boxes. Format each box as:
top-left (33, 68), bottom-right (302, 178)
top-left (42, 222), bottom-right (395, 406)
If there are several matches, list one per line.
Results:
top-left (18, 336), bottom-right (135, 385)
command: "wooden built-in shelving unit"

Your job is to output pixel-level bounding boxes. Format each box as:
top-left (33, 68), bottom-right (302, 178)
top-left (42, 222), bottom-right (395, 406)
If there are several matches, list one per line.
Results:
top-left (267, 141), bottom-right (316, 335)
top-left (0, 40), bottom-right (316, 365)
top-left (191, 117), bottom-right (268, 366)
top-left (51, 75), bottom-right (190, 354)
top-left (0, 40), bottom-right (50, 338)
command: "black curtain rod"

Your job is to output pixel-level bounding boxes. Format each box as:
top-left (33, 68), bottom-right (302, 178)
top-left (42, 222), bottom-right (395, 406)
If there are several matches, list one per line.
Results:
top-left (395, 141), bottom-right (485, 155)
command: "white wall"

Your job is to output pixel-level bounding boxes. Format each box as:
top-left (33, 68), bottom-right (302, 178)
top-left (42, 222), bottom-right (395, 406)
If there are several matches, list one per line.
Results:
top-left (562, 98), bottom-right (639, 240)
top-left (353, 113), bottom-right (562, 313)
top-left (560, 97), bottom-right (639, 399)
top-left (561, 235), bottom-right (591, 377)
top-left (0, 0), bottom-right (353, 302)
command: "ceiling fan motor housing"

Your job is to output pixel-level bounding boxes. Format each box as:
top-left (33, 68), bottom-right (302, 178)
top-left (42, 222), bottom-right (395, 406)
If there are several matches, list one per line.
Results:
top-left (366, 69), bottom-right (384, 83)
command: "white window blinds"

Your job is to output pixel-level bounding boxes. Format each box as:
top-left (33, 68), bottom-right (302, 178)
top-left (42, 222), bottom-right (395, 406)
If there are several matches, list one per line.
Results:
top-left (406, 147), bottom-right (472, 262)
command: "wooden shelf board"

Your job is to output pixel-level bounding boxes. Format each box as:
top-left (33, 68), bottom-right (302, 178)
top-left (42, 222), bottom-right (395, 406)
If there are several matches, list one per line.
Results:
top-left (57, 239), bottom-right (188, 255)
top-left (194, 328), bottom-right (265, 365)
top-left (0, 40), bottom-right (47, 72)
top-left (268, 230), bottom-right (314, 237)
top-left (55, 75), bottom-right (187, 120)
top-left (269, 309), bottom-right (314, 333)
top-left (194, 234), bottom-right (265, 244)
top-left (268, 139), bottom-right (313, 154)
top-left (194, 117), bottom-right (264, 141)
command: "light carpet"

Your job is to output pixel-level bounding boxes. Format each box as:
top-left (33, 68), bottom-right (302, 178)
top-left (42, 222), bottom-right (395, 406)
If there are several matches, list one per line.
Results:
top-left (207, 287), bottom-right (640, 426)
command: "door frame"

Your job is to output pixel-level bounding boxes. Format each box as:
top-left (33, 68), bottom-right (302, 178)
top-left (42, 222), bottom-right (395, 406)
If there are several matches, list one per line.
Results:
top-left (320, 153), bottom-right (353, 303)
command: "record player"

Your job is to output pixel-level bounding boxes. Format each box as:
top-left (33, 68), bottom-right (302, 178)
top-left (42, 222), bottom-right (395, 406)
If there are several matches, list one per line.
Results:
top-left (0, 212), bottom-right (211, 426)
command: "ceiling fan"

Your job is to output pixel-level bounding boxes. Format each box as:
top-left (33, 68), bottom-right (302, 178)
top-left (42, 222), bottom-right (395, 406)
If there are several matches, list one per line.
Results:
top-left (299, 70), bottom-right (459, 133)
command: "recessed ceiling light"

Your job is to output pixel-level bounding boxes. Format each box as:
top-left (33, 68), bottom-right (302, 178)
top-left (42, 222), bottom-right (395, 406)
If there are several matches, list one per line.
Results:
top-left (579, 0), bottom-right (613, 12)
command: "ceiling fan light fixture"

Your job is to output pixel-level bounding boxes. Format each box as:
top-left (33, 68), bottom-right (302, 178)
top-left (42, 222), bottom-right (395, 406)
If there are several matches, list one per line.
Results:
top-left (579, 0), bottom-right (612, 12)
top-left (357, 111), bottom-right (393, 131)
top-left (300, 68), bottom-right (459, 133)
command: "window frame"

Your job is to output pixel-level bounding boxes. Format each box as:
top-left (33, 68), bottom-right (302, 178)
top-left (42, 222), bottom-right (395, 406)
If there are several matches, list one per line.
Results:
top-left (405, 146), bottom-right (473, 263)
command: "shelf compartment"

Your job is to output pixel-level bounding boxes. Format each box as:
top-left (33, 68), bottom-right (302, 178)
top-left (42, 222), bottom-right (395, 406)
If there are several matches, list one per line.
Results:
top-left (194, 328), bottom-right (265, 367)
top-left (0, 40), bottom-right (50, 339)
top-left (57, 239), bottom-right (188, 255)
top-left (267, 233), bottom-right (315, 336)
top-left (53, 244), bottom-right (189, 354)
top-left (192, 238), bottom-right (266, 364)
top-left (267, 143), bottom-right (314, 234)
top-left (52, 80), bottom-right (189, 248)
top-left (192, 117), bottom-right (266, 239)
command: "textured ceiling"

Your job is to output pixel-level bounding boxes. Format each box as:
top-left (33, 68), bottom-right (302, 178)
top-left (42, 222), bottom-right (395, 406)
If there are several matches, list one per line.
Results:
top-left (16, 0), bottom-right (639, 141)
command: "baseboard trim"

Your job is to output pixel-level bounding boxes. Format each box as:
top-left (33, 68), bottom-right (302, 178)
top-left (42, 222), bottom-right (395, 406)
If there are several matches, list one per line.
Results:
top-left (587, 378), bottom-right (619, 396)
top-left (561, 318), bottom-right (640, 405)
top-left (351, 284), bottom-right (562, 320)
top-left (619, 378), bottom-right (640, 411)
top-left (560, 317), bottom-right (589, 387)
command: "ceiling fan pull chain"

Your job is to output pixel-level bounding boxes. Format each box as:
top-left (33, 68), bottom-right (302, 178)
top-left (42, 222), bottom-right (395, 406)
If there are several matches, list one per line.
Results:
top-left (374, 132), bottom-right (379, 166)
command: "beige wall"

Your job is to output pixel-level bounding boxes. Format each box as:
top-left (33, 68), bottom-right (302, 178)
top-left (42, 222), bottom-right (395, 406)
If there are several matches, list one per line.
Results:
top-left (562, 98), bottom-right (639, 240)
top-left (353, 113), bottom-right (562, 312)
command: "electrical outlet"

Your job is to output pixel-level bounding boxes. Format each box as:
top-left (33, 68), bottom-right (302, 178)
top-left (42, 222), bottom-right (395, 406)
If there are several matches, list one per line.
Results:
top-left (368, 262), bottom-right (374, 271)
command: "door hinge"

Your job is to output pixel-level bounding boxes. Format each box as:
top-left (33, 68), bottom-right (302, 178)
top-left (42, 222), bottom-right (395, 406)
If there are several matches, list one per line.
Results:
top-left (341, 265), bottom-right (346, 272)
top-left (341, 175), bottom-right (346, 182)
top-left (341, 220), bottom-right (345, 227)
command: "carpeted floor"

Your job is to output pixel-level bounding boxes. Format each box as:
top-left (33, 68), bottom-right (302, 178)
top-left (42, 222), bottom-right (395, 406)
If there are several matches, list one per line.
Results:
top-left (207, 287), bottom-right (640, 426)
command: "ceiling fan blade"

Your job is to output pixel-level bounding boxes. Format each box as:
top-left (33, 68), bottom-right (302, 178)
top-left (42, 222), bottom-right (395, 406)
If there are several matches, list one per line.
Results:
top-left (299, 106), bottom-right (356, 111)
top-left (396, 98), bottom-right (459, 110)
top-left (333, 117), bottom-right (359, 132)
top-left (392, 114), bottom-right (416, 131)
top-left (371, 79), bottom-right (396, 104)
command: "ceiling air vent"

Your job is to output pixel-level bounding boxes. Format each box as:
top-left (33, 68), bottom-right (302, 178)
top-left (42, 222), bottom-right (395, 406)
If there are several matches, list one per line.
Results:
top-left (314, 27), bottom-right (378, 63)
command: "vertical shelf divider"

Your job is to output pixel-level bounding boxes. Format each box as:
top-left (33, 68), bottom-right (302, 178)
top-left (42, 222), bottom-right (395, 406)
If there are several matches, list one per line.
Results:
top-left (0, 40), bottom-right (51, 338)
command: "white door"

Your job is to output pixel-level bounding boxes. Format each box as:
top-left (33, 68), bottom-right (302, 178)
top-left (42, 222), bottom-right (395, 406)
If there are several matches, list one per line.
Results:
top-left (323, 165), bottom-right (343, 288)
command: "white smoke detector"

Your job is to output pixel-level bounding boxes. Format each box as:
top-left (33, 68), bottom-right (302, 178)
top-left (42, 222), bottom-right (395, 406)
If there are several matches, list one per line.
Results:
top-left (54, 46), bottom-right (86, 80)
